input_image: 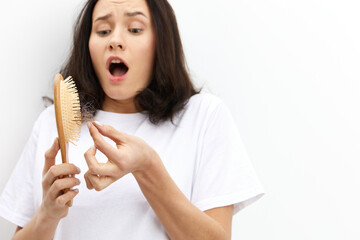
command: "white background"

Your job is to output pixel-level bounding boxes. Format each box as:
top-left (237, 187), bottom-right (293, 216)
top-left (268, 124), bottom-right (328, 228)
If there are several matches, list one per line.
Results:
top-left (1, 0), bottom-right (360, 239)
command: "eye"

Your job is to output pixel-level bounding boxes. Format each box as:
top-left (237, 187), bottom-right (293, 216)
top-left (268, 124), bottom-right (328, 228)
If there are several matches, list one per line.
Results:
top-left (97, 30), bottom-right (111, 36)
top-left (129, 28), bottom-right (143, 34)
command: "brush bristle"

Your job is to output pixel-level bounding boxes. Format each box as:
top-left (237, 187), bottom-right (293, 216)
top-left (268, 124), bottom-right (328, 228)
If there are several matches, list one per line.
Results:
top-left (60, 76), bottom-right (81, 145)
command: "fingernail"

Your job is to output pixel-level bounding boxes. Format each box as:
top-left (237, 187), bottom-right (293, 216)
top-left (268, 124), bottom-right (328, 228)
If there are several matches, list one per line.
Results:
top-left (87, 122), bottom-right (92, 129)
top-left (76, 167), bottom-right (81, 173)
top-left (77, 178), bottom-right (81, 184)
top-left (94, 121), bottom-right (103, 127)
top-left (73, 188), bottom-right (79, 193)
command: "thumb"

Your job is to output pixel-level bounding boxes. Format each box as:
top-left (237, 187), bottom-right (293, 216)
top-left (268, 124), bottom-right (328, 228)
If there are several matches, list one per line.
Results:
top-left (43, 137), bottom-right (60, 175)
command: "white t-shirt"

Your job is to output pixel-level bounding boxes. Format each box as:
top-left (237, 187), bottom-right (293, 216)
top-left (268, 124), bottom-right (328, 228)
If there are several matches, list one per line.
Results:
top-left (0, 93), bottom-right (264, 239)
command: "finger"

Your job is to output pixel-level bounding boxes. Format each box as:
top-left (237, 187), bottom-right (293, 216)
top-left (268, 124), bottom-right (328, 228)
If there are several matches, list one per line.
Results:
top-left (92, 121), bottom-right (128, 145)
top-left (84, 146), bottom-right (117, 176)
top-left (43, 163), bottom-right (81, 187)
top-left (56, 189), bottom-right (79, 206)
top-left (48, 177), bottom-right (81, 200)
top-left (87, 122), bottom-right (121, 161)
top-left (43, 138), bottom-right (60, 175)
top-left (84, 171), bottom-right (94, 190)
top-left (87, 174), bottom-right (115, 191)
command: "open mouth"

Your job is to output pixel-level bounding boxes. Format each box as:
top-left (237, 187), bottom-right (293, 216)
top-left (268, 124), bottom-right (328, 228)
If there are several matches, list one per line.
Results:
top-left (109, 59), bottom-right (129, 77)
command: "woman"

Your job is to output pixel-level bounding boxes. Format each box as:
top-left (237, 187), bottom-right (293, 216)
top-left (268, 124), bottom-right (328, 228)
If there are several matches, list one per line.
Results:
top-left (0, 0), bottom-right (264, 239)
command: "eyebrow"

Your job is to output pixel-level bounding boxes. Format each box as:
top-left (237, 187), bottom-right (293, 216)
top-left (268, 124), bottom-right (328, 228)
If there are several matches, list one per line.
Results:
top-left (94, 11), bottom-right (147, 23)
top-left (94, 13), bottom-right (112, 23)
top-left (124, 11), bottom-right (147, 18)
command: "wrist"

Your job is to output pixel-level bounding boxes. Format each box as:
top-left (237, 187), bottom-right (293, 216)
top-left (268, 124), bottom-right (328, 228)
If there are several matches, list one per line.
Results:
top-left (132, 150), bottom-right (163, 182)
top-left (37, 205), bottom-right (61, 227)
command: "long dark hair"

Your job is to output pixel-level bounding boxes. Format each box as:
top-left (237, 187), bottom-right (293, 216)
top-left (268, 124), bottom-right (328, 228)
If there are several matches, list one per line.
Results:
top-left (60, 0), bottom-right (198, 124)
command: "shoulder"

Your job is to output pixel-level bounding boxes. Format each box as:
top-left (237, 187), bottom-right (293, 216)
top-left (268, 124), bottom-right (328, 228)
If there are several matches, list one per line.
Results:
top-left (36, 105), bottom-right (55, 124)
top-left (31, 105), bottom-right (56, 136)
top-left (188, 92), bottom-right (223, 107)
top-left (181, 92), bottom-right (234, 124)
top-left (185, 92), bottom-right (226, 116)
top-left (173, 92), bottom-right (233, 131)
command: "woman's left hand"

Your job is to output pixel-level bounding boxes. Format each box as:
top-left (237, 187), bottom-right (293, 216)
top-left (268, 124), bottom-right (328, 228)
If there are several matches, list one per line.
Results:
top-left (84, 121), bottom-right (157, 191)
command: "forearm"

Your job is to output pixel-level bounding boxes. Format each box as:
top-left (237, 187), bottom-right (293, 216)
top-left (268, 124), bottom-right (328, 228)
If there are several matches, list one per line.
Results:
top-left (133, 157), bottom-right (230, 240)
top-left (12, 207), bottom-right (59, 240)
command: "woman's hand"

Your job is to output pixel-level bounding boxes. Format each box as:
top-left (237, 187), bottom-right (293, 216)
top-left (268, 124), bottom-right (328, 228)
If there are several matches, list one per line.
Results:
top-left (84, 121), bottom-right (158, 191)
top-left (40, 138), bottom-right (81, 220)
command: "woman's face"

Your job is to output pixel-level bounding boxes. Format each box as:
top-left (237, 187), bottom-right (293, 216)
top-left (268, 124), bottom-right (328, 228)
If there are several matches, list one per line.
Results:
top-left (89, 0), bottom-right (155, 113)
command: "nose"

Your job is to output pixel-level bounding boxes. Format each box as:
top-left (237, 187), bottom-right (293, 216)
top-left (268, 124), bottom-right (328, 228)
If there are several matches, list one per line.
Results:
top-left (108, 31), bottom-right (125, 51)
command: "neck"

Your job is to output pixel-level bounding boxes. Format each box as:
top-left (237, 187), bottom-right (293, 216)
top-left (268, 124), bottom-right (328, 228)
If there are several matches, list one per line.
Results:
top-left (102, 97), bottom-right (139, 113)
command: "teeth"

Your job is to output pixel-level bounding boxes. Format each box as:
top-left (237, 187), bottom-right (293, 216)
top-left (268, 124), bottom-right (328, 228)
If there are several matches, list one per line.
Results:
top-left (111, 59), bottom-right (122, 64)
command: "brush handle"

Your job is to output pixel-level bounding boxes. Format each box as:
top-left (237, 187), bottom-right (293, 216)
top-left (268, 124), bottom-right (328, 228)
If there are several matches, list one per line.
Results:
top-left (54, 73), bottom-right (73, 207)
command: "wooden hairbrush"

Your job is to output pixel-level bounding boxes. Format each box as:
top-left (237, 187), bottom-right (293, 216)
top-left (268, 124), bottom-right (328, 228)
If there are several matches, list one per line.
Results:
top-left (54, 73), bottom-right (81, 207)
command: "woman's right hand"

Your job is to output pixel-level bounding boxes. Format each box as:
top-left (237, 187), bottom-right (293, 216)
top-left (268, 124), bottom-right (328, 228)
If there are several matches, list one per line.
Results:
top-left (40, 138), bottom-right (81, 221)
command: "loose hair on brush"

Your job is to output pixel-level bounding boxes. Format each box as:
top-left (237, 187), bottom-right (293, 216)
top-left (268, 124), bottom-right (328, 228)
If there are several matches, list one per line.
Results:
top-left (60, 0), bottom-right (198, 124)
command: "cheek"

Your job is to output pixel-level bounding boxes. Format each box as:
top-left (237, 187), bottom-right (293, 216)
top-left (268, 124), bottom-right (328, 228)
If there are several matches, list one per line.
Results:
top-left (88, 36), bottom-right (102, 64)
top-left (88, 41), bottom-right (96, 62)
top-left (144, 36), bottom-right (156, 60)
top-left (136, 37), bottom-right (156, 72)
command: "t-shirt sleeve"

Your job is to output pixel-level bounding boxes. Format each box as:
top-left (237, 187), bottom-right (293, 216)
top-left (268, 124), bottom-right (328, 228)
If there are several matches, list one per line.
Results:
top-left (0, 118), bottom-right (40, 227)
top-left (191, 100), bottom-right (265, 215)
